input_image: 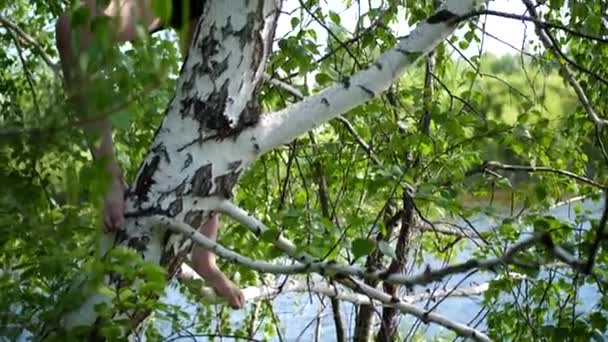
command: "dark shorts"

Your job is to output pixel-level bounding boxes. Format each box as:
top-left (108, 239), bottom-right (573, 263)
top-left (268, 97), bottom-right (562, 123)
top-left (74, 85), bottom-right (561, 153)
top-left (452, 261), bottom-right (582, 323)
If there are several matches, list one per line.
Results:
top-left (168, 0), bottom-right (205, 29)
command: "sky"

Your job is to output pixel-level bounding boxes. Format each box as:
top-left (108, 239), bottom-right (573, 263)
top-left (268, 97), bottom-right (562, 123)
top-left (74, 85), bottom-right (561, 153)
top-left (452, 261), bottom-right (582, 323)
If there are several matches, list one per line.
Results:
top-left (278, 0), bottom-right (537, 56)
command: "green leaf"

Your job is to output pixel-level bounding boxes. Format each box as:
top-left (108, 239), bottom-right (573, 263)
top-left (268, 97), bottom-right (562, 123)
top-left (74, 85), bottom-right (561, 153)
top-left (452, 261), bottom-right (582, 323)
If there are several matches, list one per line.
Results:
top-left (351, 238), bottom-right (375, 260)
top-left (329, 11), bottom-right (341, 25)
top-left (110, 110), bottom-right (132, 130)
top-left (315, 72), bottom-right (333, 86)
top-left (590, 312), bottom-right (607, 331)
top-left (152, 0), bottom-right (173, 23)
top-left (260, 228), bottom-right (281, 243)
top-left (290, 17), bottom-right (300, 29)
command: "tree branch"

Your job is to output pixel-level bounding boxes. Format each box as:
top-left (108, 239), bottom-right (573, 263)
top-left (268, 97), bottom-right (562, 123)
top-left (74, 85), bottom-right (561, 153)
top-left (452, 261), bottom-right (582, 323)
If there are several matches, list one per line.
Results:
top-left (179, 263), bottom-right (492, 342)
top-left (179, 263), bottom-right (490, 306)
top-left (519, 0), bottom-right (608, 127)
top-left (216, 201), bottom-right (585, 287)
top-left (584, 190), bottom-right (608, 273)
top-left (483, 161), bottom-right (606, 190)
top-left (254, 1), bottom-right (484, 154)
top-left (343, 278), bottom-right (492, 341)
top-left (457, 9), bottom-right (608, 45)
top-left (264, 74), bottom-right (382, 166)
top-left (0, 15), bottom-right (60, 75)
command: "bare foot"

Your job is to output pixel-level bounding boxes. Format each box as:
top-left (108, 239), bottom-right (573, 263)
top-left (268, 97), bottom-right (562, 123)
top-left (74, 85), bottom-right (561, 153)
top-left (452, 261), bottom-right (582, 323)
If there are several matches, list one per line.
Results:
top-left (205, 269), bottom-right (245, 309)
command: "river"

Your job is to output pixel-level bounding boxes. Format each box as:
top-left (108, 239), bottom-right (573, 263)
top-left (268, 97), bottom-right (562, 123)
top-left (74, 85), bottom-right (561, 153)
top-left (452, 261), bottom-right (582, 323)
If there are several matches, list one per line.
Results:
top-left (157, 199), bottom-right (604, 341)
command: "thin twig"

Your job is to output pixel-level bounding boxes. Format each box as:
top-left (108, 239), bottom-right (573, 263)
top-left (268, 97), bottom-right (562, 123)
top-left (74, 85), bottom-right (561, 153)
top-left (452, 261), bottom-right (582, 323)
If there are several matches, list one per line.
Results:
top-left (458, 9), bottom-right (608, 45)
top-left (483, 160), bottom-right (606, 190)
top-left (217, 202), bottom-right (586, 287)
top-left (519, 0), bottom-right (608, 127)
top-left (297, 0), bottom-right (363, 69)
top-left (0, 15), bottom-right (61, 75)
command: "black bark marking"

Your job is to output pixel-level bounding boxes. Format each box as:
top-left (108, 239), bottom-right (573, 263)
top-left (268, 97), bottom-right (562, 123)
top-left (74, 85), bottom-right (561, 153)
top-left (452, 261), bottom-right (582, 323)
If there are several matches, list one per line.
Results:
top-left (238, 12), bottom-right (257, 49)
top-left (124, 205), bottom-right (175, 219)
top-left (114, 228), bottom-right (129, 245)
top-left (234, 97), bottom-right (261, 132)
top-left (374, 61), bottom-right (383, 70)
top-left (160, 232), bottom-right (192, 279)
top-left (177, 138), bottom-right (202, 152)
top-left (127, 235), bottom-right (151, 253)
top-left (184, 210), bottom-right (205, 228)
top-left (321, 98), bottom-right (330, 107)
top-left (167, 198), bottom-right (183, 217)
top-left (427, 9), bottom-right (458, 25)
top-left (251, 137), bottom-right (260, 154)
top-left (151, 143), bottom-right (170, 163)
top-left (208, 55), bottom-right (230, 80)
top-left (341, 76), bottom-right (351, 89)
top-left (213, 169), bottom-right (242, 199)
top-left (190, 164), bottom-right (213, 197)
top-left (394, 49), bottom-right (423, 61)
top-left (200, 24), bottom-right (220, 61)
top-left (251, 21), bottom-right (264, 68)
top-left (396, 47), bottom-right (410, 56)
top-left (191, 80), bottom-right (231, 134)
top-left (221, 16), bottom-right (232, 39)
top-left (227, 160), bottom-right (242, 172)
top-left (181, 63), bottom-right (197, 92)
top-left (358, 85), bottom-right (375, 98)
top-left (158, 178), bottom-right (188, 204)
top-left (182, 153), bottom-right (193, 171)
top-left (174, 179), bottom-right (186, 196)
top-left (133, 155), bottom-right (161, 206)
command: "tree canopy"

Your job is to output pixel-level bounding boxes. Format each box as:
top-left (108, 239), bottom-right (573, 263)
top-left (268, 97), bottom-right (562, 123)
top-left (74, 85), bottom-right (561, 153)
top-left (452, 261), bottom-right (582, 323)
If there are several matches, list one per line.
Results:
top-left (0, 0), bottom-right (607, 340)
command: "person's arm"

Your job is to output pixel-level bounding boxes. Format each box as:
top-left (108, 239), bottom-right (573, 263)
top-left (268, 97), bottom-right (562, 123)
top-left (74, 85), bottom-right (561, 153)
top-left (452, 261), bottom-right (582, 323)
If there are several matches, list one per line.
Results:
top-left (56, 10), bottom-right (126, 231)
top-left (87, 119), bottom-right (127, 231)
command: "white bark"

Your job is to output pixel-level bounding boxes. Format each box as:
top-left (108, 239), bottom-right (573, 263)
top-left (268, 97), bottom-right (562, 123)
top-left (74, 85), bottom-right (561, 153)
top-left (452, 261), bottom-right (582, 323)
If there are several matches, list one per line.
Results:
top-left (253, 0), bottom-right (485, 154)
top-left (179, 263), bottom-right (490, 306)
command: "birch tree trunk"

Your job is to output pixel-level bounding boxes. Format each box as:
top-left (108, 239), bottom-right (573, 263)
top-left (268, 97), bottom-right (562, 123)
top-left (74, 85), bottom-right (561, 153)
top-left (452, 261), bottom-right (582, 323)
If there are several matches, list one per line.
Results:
top-left (62, 0), bottom-right (486, 333)
top-left (64, 0), bottom-right (281, 328)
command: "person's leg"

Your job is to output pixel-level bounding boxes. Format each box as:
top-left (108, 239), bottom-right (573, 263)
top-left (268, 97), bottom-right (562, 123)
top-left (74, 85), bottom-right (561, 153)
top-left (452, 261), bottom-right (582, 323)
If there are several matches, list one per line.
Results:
top-left (55, 0), bottom-right (161, 231)
top-left (191, 214), bottom-right (245, 309)
top-left (180, 13), bottom-right (243, 309)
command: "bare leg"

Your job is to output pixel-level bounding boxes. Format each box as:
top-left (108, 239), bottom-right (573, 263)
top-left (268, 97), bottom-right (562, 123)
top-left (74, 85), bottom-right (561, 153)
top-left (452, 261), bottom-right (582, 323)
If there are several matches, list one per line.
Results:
top-left (191, 213), bottom-right (245, 309)
top-left (181, 17), bottom-right (243, 309)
